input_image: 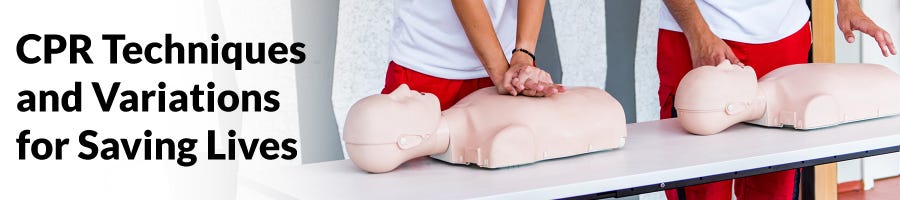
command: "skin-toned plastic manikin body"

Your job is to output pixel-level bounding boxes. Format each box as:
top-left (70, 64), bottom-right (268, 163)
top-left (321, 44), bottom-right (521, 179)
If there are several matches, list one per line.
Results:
top-left (343, 84), bottom-right (627, 173)
top-left (676, 61), bottom-right (900, 135)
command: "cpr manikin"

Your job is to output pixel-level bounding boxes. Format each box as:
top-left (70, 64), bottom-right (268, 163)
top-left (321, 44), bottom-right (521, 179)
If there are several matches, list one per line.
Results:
top-left (343, 84), bottom-right (626, 173)
top-left (675, 61), bottom-right (900, 135)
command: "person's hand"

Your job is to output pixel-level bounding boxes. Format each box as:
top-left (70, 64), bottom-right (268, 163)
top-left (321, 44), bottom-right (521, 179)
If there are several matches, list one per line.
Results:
top-left (686, 32), bottom-right (741, 68)
top-left (502, 53), bottom-right (564, 97)
top-left (504, 63), bottom-right (562, 97)
top-left (838, 7), bottom-right (896, 57)
top-left (510, 67), bottom-right (566, 97)
top-left (516, 82), bottom-right (566, 97)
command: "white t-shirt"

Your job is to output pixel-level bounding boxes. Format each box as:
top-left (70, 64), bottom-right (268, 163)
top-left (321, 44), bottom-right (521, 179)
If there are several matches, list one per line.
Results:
top-left (659, 0), bottom-right (810, 44)
top-left (390, 0), bottom-right (517, 80)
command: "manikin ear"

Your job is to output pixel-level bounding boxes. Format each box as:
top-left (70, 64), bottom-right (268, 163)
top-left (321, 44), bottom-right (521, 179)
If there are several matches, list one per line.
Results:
top-left (725, 102), bottom-right (748, 116)
top-left (396, 134), bottom-right (428, 150)
top-left (388, 84), bottom-right (411, 100)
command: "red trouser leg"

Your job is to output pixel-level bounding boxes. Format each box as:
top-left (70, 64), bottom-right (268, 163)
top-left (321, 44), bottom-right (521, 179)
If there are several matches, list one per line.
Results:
top-left (658, 23), bottom-right (810, 200)
top-left (656, 28), bottom-right (693, 120)
top-left (664, 180), bottom-right (734, 200)
top-left (382, 61), bottom-right (494, 110)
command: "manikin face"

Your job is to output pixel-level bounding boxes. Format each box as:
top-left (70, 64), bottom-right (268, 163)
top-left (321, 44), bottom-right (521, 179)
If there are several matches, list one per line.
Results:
top-left (342, 84), bottom-right (442, 173)
top-left (675, 61), bottom-right (759, 135)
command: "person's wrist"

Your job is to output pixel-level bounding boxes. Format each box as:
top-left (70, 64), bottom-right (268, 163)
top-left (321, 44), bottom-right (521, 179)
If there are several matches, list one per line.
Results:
top-left (511, 48), bottom-right (536, 64)
top-left (685, 29), bottom-right (716, 44)
top-left (681, 21), bottom-right (715, 41)
top-left (485, 62), bottom-right (507, 80)
top-left (510, 53), bottom-right (534, 67)
top-left (837, 7), bottom-right (862, 17)
top-left (490, 74), bottom-right (509, 94)
top-left (836, 0), bottom-right (859, 11)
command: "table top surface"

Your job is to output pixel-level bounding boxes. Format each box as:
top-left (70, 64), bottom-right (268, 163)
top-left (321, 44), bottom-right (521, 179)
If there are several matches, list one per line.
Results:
top-left (241, 116), bottom-right (900, 200)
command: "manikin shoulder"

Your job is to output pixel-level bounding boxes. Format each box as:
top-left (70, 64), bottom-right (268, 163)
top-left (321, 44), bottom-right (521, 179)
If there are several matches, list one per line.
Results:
top-left (763, 63), bottom-right (893, 79)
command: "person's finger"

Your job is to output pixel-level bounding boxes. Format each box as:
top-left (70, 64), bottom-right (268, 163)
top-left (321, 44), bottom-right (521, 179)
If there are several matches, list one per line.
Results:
top-left (699, 57), bottom-right (711, 67)
top-left (839, 19), bottom-right (855, 43)
top-left (540, 70), bottom-right (553, 84)
top-left (539, 71), bottom-right (553, 90)
top-left (521, 89), bottom-right (539, 97)
top-left (540, 85), bottom-right (558, 97)
top-left (524, 69), bottom-right (546, 91)
top-left (511, 76), bottom-right (523, 91)
top-left (876, 31), bottom-right (889, 57)
top-left (690, 51), bottom-right (703, 68)
top-left (524, 78), bottom-right (542, 92)
top-left (885, 31), bottom-right (897, 55)
top-left (878, 31), bottom-right (896, 56)
top-left (515, 66), bottom-right (534, 91)
top-left (879, 31), bottom-right (890, 57)
top-left (503, 68), bottom-right (518, 96)
top-left (709, 53), bottom-right (725, 67)
top-left (856, 19), bottom-right (885, 43)
top-left (512, 76), bottom-right (523, 86)
top-left (555, 84), bottom-right (566, 93)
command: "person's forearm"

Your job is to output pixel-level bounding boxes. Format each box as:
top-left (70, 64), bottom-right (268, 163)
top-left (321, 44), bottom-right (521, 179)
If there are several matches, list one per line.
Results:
top-left (451, 0), bottom-right (509, 84)
top-left (663, 0), bottom-right (714, 42)
top-left (515, 0), bottom-right (545, 56)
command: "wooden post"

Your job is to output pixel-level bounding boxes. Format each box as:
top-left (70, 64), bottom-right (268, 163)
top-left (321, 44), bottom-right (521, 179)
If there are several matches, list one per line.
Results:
top-left (810, 0), bottom-right (838, 200)
top-left (812, 0), bottom-right (836, 63)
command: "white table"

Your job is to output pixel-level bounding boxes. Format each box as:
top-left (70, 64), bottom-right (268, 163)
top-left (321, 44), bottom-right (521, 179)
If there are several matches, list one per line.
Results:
top-left (240, 116), bottom-right (900, 200)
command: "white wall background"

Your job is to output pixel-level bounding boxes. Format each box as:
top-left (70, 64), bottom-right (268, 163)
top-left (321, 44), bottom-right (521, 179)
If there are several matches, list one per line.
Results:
top-left (635, 0), bottom-right (662, 123)
top-left (552, 0), bottom-right (608, 88)
top-left (332, 0), bottom-right (392, 147)
top-left (216, 0), bottom-right (301, 167)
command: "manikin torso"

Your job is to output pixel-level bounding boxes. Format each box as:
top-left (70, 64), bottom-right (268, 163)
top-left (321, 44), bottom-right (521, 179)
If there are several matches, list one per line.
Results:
top-left (432, 86), bottom-right (627, 168)
top-left (343, 84), bottom-right (626, 173)
top-left (675, 62), bottom-right (900, 135)
top-left (749, 63), bottom-right (900, 129)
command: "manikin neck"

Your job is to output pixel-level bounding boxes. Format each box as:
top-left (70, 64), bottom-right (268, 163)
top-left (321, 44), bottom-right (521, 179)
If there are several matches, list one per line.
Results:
top-left (747, 88), bottom-right (768, 120)
top-left (430, 115), bottom-right (451, 155)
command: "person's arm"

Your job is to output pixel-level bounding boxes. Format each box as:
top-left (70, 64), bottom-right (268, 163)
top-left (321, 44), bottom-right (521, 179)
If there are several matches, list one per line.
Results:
top-left (451, 0), bottom-right (559, 96)
top-left (507, 0), bottom-right (564, 96)
top-left (663, 0), bottom-right (741, 68)
top-left (836, 0), bottom-right (896, 57)
top-left (451, 0), bottom-right (514, 95)
top-left (513, 0), bottom-right (542, 54)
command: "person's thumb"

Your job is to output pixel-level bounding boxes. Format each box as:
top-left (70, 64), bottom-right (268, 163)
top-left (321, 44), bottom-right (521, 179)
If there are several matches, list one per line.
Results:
top-left (502, 70), bottom-right (517, 96)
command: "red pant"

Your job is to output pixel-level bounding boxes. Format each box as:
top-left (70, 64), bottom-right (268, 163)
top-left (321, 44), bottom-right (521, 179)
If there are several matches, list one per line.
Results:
top-left (382, 62), bottom-right (494, 110)
top-left (658, 23), bottom-right (810, 200)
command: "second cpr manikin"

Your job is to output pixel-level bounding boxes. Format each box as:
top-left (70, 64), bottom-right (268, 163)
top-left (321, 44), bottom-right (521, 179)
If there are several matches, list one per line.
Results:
top-left (675, 61), bottom-right (900, 135)
top-left (343, 85), bottom-right (627, 173)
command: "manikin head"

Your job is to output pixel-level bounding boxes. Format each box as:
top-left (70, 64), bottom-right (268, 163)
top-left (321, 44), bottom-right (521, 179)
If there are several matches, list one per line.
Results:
top-left (675, 61), bottom-right (763, 135)
top-left (343, 84), bottom-right (448, 173)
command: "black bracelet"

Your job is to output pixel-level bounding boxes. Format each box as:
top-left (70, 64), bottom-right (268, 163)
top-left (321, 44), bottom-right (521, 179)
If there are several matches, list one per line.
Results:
top-left (512, 48), bottom-right (536, 62)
